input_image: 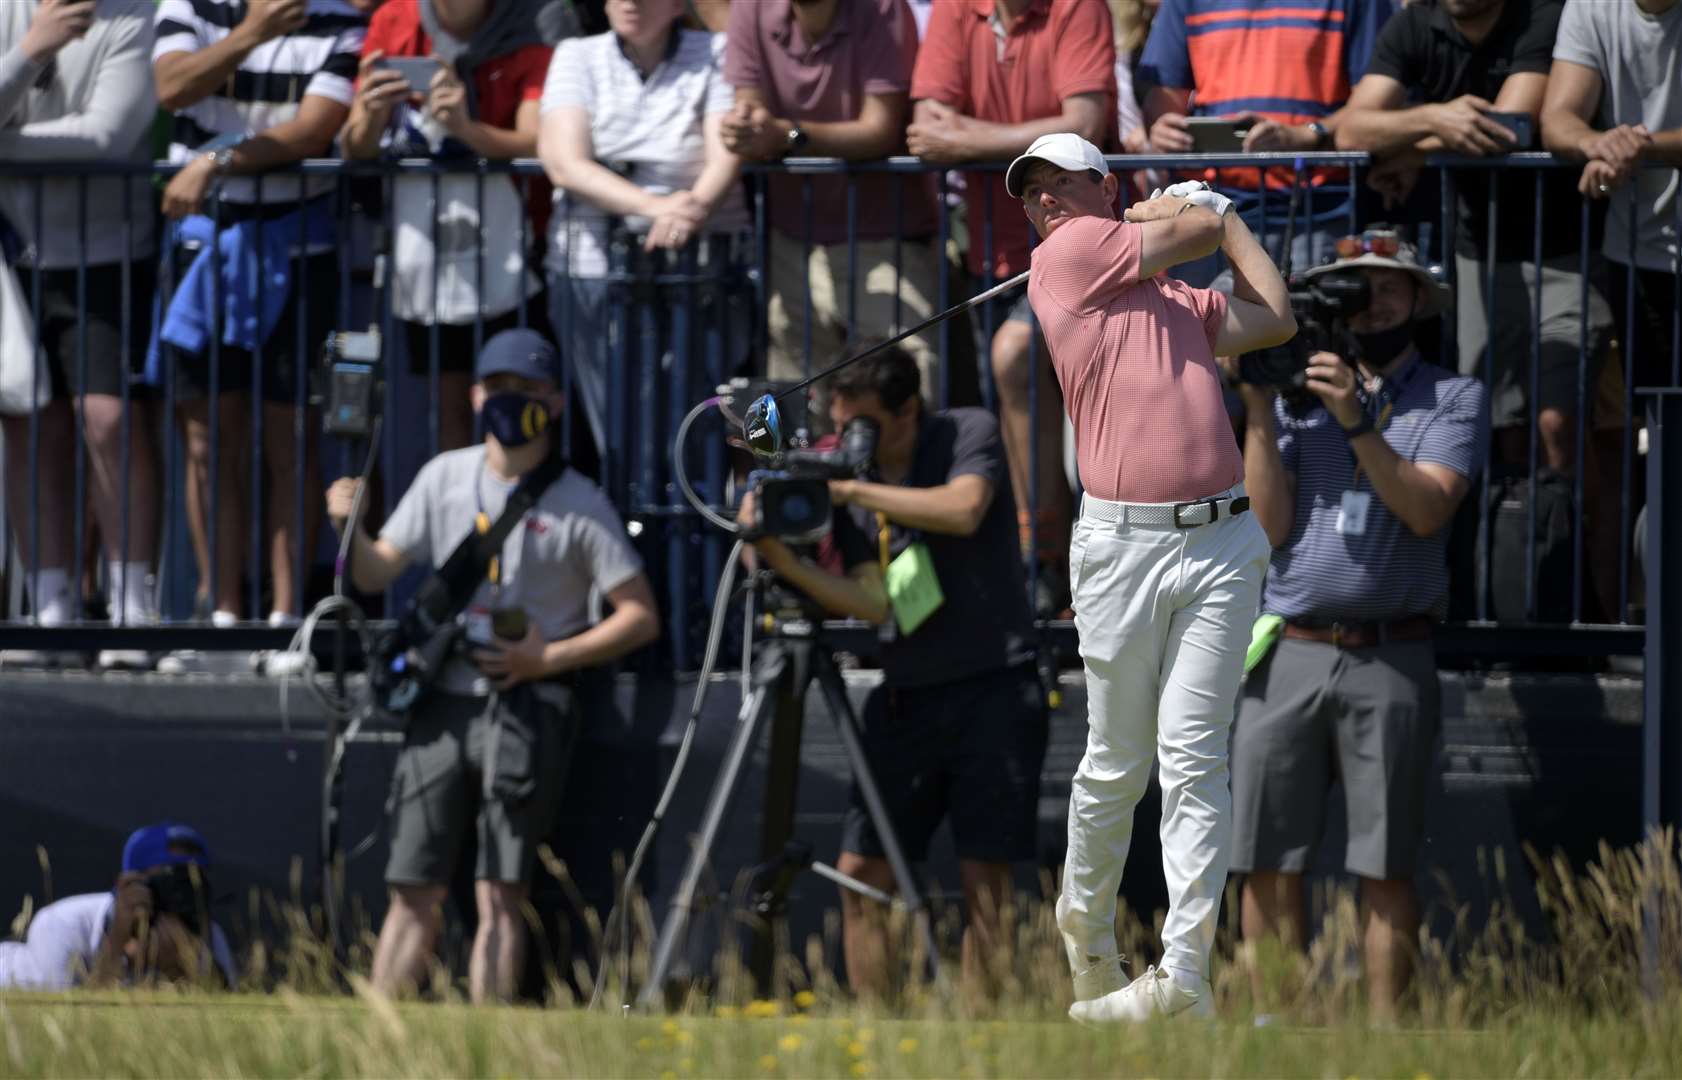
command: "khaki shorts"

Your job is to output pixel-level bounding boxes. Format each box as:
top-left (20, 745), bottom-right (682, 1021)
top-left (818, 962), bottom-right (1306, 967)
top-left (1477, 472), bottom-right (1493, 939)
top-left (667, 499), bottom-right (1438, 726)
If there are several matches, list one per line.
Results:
top-left (766, 229), bottom-right (944, 433)
top-left (384, 687), bottom-right (577, 886)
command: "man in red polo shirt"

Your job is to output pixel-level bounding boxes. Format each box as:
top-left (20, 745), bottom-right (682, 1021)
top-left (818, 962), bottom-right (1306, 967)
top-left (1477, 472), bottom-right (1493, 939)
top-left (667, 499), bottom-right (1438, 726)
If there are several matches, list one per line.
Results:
top-left (1009, 133), bottom-right (1295, 1022)
top-left (908, 0), bottom-right (1115, 614)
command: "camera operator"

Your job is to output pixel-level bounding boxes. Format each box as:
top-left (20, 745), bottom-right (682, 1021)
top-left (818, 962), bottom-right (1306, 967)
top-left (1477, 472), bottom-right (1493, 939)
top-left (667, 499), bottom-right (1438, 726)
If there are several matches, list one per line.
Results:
top-left (0, 822), bottom-right (234, 991)
top-left (1228, 236), bottom-right (1490, 1021)
top-left (736, 345), bottom-right (1047, 1001)
top-left (325, 328), bottom-right (660, 1004)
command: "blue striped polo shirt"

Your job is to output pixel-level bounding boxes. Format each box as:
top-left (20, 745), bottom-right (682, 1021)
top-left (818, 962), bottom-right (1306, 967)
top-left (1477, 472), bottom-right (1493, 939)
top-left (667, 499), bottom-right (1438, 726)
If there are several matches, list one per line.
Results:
top-left (1263, 354), bottom-right (1490, 623)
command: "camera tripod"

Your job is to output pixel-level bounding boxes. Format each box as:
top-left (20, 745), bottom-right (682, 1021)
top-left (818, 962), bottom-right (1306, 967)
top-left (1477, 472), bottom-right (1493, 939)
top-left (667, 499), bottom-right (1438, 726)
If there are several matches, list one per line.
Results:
top-left (636, 581), bottom-right (940, 1009)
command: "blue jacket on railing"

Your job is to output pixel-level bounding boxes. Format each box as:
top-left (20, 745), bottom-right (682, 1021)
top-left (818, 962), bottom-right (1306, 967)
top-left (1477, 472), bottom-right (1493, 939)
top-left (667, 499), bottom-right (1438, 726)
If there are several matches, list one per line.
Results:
top-left (143, 200), bottom-right (337, 384)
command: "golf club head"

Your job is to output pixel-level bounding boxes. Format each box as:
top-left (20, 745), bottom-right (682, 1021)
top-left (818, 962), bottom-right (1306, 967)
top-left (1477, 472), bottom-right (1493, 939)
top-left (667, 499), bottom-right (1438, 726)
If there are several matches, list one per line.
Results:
top-left (742, 394), bottom-right (782, 458)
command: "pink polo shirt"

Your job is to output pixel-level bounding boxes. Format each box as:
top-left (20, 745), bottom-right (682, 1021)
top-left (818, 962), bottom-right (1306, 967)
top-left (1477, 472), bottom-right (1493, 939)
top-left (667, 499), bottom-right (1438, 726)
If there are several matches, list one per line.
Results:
top-left (1027, 215), bottom-right (1242, 504)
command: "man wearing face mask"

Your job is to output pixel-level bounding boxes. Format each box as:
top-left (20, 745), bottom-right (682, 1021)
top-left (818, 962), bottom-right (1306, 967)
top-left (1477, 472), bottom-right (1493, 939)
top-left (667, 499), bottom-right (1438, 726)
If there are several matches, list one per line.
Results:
top-left (325, 328), bottom-right (660, 1004)
top-left (1226, 233), bottom-right (1490, 1021)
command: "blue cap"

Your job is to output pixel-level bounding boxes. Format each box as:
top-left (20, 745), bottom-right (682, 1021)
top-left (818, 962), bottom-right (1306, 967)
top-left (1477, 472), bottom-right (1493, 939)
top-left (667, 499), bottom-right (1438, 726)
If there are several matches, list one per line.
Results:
top-left (475, 328), bottom-right (560, 383)
top-left (122, 822), bottom-right (212, 874)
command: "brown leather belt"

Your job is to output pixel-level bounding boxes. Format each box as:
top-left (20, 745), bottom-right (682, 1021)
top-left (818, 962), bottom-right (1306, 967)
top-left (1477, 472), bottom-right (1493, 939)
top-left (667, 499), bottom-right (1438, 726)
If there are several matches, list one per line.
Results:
top-left (1283, 616), bottom-right (1434, 650)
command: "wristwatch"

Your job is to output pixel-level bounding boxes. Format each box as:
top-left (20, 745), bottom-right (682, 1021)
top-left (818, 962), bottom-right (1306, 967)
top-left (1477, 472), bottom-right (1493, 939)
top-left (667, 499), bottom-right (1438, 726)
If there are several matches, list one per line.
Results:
top-left (1307, 121), bottom-right (1331, 149)
top-left (783, 124), bottom-right (809, 157)
top-left (1342, 412), bottom-right (1376, 439)
top-left (205, 145), bottom-right (236, 175)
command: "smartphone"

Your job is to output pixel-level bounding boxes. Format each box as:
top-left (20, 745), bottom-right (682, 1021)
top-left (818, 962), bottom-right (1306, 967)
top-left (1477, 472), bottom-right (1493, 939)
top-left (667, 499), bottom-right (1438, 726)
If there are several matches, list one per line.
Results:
top-left (1185, 117), bottom-right (1253, 154)
top-left (1484, 111), bottom-right (1535, 151)
top-left (377, 56), bottom-right (444, 91)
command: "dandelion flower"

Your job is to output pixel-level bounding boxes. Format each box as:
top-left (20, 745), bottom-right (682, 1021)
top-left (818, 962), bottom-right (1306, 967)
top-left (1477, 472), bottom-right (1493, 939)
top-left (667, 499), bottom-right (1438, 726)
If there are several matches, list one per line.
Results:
top-left (662, 1020), bottom-right (679, 1036)
top-left (745, 1000), bottom-right (782, 1019)
top-left (674, 1030), bottom-right (693, 1047)
top-left (793, 990), bottom-right (817, 1009)
top-left (779, 1034), bottom-right (805, 1052)
top-left (847, 1041), bottom-right (867, 1057)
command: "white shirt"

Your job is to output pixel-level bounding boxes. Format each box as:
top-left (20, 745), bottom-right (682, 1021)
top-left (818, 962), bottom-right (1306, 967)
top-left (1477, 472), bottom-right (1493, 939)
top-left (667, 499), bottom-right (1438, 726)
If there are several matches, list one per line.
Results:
top-left (0, 892), bottom-right (236, 990)
top-left (539, 29), bottom-right (745, 278)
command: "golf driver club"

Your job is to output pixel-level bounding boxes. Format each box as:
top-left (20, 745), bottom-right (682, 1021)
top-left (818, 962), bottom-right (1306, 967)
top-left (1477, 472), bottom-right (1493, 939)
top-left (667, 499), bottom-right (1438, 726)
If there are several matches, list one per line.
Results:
top-left (740, 269), bottom-right (1030, 456)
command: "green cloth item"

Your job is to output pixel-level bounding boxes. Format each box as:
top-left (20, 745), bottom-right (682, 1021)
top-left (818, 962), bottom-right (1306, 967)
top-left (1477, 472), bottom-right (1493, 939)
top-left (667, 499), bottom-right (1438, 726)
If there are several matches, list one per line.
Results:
top-left (1245, 614), bottom-right (1286, 674)
top-left (884, 541), bottom-right (944, 636)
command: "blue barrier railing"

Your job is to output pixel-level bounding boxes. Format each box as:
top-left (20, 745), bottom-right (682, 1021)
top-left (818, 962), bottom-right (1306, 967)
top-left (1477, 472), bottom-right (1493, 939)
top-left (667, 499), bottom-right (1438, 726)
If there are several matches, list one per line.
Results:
top-left (0, 153), bottom-right (1672, 671)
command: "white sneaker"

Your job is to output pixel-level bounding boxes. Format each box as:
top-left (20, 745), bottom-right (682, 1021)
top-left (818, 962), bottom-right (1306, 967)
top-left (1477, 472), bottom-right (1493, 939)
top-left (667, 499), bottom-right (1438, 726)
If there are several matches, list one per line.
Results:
top-left (97, 649), bottom-right (157, 672)
top-left (1068, 966), bottom-right (1214, 1024)
top-left (156, 650), bottom-right (247, 676)
top-left (257, 649), bottom-right (310, 678)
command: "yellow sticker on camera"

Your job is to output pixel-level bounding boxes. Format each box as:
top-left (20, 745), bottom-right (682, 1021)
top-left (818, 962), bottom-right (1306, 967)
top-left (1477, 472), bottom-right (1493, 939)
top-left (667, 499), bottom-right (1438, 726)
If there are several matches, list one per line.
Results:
top-left (885, 541), bottom-right (944, 636)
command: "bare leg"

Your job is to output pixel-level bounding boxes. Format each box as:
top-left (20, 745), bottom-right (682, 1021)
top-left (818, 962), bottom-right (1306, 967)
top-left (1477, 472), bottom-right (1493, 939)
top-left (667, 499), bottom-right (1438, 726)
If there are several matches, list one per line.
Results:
top-left (77, 395), bottom-right (160, 569)
top-left (1360, 877), bottom-right (1418, 1022)
top-left (1240, 870), bottom-right (1307, 1009)
top-left (262, 402), bottom-right (321, 619)
top-left (835, 851), bottom-right (898, 1001)
top-left (469, 879), bottom-right (530, 1005)
top-left (957, 859), bottom-right (1013, 1000)
top-left (1, 404), bottom-right (76, 605)
top-left (437, 373), bottom-right (476, 453)
top-left (179, 395), bottom-right (249, 617)
top-left (371, 883), bottom-right (447, 998)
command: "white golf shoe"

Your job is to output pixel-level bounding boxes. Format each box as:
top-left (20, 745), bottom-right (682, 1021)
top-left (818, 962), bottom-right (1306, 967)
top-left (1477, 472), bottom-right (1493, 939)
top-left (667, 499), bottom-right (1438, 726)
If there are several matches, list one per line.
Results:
top-left (1068, 965), bottom-right (1215, 1024)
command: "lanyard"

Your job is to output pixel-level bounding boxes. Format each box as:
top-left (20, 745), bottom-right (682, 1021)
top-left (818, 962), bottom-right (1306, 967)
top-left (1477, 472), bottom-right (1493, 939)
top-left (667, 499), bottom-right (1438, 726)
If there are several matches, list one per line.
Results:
top-left (875, 512), bottom-right (891, 575)
top-left (475, 465), bottom-right (515, 588)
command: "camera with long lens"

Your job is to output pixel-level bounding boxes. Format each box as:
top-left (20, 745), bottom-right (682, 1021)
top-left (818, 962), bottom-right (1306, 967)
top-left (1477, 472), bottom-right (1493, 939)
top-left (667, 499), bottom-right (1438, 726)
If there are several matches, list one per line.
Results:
top-left (145, 864), bottom-right (210, 937)
top-left (743, 417), bottom-right (879, 543)
top-left (1239, 270), bottom-right (1369, 411)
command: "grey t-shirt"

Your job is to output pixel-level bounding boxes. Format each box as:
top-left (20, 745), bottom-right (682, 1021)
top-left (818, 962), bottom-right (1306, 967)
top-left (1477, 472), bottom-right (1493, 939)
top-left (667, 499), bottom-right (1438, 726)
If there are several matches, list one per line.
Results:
top-left (1554, 0), bottom-right (1682, 272)
top-left (380, 446), bottom-right (645, 695)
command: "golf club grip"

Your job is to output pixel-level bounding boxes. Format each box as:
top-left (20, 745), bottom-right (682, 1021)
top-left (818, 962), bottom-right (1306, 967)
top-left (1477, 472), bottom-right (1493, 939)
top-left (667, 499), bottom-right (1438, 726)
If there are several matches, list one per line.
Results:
top-left (775, 269), bottom-right (1032, 404)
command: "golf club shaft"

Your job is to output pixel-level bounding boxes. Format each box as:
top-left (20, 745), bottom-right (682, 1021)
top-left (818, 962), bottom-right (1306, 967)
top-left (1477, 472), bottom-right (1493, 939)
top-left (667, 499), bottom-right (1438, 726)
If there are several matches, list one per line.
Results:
top-left (775, 269), bottom-right (1032, 404)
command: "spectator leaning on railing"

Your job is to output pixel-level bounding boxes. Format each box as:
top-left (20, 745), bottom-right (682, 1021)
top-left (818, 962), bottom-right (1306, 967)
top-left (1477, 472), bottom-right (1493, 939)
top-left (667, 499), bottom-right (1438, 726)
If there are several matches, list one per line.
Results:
top-left (722, 0), bottom-right (946, 435)
top-left (0, 0), bottom-right (162, 666)
top-left (536, 0), bottom-right (745, 470)
top-left (1228, 234), bottom-right (1489, 1023)
top-left (907, 0), bottom-right (1116, 618)
top-left (1542, 0), bottom-right (1682, 394)
top-left (148, 0), bottom-right (365, 667)
top-left (341, 0), bottom-right (569, 455)
top-left (1139, 0), bottom-right (1394, 286)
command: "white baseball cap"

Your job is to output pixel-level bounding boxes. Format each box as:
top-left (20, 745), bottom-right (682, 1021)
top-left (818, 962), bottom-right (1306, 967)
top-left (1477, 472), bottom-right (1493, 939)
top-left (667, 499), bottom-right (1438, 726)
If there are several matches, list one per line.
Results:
top-left (1004, 133), bottom-right (1111, 199)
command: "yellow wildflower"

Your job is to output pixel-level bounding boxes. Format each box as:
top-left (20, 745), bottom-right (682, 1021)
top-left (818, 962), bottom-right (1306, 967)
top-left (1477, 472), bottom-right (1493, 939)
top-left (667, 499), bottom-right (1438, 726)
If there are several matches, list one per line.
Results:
top-left (779, 1034), bottom-right (805, 1052)
top-left (792, 990), bottom-right (817, 1009)
top-left (847, 1041), bottom-right (867, 1057)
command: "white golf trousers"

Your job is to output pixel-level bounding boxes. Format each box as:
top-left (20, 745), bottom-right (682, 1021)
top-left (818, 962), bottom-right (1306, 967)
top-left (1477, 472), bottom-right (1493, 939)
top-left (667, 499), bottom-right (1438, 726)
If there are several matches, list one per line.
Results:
top-left (1058, 485), bottom-right (1268, 981)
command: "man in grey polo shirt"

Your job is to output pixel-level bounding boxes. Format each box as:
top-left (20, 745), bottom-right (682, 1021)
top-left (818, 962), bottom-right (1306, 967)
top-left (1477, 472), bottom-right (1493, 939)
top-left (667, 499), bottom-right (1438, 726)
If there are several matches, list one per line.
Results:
top-left (1228, 234), bottom-right (1489, 1020)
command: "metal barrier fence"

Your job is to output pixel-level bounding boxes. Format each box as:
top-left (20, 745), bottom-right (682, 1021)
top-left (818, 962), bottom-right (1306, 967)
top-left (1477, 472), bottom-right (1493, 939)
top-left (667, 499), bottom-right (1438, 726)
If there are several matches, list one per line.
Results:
top-left (0, 154), bottom-right (1673, 670)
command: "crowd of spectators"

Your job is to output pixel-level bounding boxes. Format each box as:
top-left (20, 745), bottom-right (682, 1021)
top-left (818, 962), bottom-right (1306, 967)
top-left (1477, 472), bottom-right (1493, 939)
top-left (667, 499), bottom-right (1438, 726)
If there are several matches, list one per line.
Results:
top-left (0, 0), bottom-right (1676, 662)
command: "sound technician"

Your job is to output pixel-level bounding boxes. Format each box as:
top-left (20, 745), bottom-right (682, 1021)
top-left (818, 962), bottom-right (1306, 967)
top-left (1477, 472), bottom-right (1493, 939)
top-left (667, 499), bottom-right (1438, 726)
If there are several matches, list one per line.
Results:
top-left (735, 345), bottom-right (1047, 1000)
top-left (324, 328), bottom-right (659, 1003)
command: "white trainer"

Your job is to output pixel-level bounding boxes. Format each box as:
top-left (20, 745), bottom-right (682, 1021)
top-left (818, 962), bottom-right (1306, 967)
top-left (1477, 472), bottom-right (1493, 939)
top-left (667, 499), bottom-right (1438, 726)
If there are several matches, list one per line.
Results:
top-left (1068, 965), bottom-right (1214, 1024)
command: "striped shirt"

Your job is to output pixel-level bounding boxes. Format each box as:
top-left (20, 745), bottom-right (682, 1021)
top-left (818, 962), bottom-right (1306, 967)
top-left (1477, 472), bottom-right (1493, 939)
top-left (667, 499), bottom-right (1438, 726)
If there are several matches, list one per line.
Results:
top-left (1139, 0), bottom-right (1390, 196)
top-left (539, 29), bottom-right (746, 278)
top-left (153, 0), bottom-right (364, 205)
top-left (1263, 355), bottom-right (1490, 623)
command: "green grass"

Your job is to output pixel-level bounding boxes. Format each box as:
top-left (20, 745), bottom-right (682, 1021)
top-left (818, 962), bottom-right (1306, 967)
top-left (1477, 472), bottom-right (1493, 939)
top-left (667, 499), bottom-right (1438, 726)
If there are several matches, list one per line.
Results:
top-left (7, 832), bottom-right (1682, 1076)
top-left (3, 992), bottom-right (1681, 1078)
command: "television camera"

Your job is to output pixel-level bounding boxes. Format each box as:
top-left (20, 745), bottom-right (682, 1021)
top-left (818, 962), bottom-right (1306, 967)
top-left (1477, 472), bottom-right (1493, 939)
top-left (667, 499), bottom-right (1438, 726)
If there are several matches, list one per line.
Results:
top-left (1238, 268), bottom-right (1370, 411)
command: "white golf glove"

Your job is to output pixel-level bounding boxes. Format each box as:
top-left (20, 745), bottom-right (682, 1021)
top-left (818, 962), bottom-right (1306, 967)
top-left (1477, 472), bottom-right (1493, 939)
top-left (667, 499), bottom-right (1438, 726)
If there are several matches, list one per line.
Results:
top-left (1152, 179), bottom-right (1235, 218)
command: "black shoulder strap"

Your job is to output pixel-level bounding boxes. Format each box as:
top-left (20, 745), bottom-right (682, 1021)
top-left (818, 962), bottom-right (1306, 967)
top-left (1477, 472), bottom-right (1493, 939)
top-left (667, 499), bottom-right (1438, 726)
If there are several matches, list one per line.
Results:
top-left (403, 449), bottom-right (570, 633)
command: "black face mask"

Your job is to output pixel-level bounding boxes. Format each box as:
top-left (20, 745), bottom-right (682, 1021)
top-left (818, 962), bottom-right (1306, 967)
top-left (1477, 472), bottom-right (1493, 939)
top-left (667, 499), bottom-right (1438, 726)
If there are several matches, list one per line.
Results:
top-left (480, 392), bottom-right (549, 448)
top-left (1354, 322), bottom-right (1415, 369)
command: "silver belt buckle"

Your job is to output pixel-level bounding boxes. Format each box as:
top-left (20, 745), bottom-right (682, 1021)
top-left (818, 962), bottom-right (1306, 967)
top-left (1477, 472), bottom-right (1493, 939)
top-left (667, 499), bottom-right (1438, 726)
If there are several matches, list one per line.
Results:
top-left (1173, 497), bottom-right (1220, 529)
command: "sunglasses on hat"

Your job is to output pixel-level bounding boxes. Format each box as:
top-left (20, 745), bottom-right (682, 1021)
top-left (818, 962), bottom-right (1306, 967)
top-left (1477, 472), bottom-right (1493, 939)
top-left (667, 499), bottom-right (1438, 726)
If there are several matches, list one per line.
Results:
top-left (1335, 228), bottom-right (1402, 259)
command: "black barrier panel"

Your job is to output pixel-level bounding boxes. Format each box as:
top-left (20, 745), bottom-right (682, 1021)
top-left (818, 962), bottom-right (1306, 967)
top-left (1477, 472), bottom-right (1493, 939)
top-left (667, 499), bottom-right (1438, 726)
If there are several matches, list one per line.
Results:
top-left (0, 155), bottom-right (1674, 673)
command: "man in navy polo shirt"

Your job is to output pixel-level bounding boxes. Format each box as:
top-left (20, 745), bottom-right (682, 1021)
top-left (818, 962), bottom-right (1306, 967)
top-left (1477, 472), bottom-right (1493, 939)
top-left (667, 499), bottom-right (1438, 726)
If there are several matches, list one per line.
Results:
top-left (1227, 233), bottom-right (1489, 1020)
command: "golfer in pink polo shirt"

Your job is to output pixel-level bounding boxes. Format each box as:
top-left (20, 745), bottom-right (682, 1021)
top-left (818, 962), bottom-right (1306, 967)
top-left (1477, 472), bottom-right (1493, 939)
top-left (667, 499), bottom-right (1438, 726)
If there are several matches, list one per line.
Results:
top-left (1007, 133), bottom-right (1297, 1021)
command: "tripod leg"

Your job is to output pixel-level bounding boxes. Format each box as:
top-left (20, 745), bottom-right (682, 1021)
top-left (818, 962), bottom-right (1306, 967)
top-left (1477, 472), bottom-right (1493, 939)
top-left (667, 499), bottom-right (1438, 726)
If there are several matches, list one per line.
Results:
top-left (811, 655), bottom-right (942, 983)
top-left (637, 645), bottom-right (792, 1010)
